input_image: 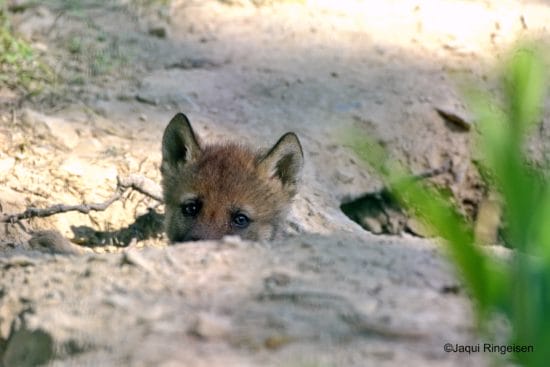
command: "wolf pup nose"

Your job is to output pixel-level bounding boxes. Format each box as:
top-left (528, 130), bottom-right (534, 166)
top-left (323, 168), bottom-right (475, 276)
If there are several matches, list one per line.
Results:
top-left (161, 113), bottom-right (303, 242)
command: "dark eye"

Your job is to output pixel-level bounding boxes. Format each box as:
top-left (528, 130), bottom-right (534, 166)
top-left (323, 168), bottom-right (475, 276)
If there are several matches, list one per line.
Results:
top-left (182, 200), bottom-right (201, 217)
top-left (231, 213), bottom-right (250, 229)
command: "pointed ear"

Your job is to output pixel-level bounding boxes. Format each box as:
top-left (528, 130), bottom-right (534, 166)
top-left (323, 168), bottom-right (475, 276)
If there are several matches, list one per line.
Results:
top-left (258, 132), bottom-right (303, 191)
top-left (161, 113), bottom-right (201, 171)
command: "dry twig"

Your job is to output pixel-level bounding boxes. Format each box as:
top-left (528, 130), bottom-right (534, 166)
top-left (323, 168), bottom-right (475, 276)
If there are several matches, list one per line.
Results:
top-left (0, 175), bottom-right (162, 223)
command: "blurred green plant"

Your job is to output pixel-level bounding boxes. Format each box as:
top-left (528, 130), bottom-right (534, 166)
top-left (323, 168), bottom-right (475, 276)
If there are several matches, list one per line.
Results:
top-left (348, 45), bottom-right (550, 367)
top-left (0, 0), bottom-right (53, 94)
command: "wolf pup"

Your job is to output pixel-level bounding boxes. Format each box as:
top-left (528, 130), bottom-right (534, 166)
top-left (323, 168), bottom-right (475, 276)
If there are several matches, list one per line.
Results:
top-left (161, 113), bottom-right (303, 242)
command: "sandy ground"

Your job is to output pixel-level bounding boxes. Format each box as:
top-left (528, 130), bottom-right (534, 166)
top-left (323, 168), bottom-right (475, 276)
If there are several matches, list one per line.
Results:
top-left (1, 0), bottom-right (549, 365)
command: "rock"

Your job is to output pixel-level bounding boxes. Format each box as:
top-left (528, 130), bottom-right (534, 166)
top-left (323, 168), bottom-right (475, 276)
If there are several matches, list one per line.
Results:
top-left (263, 272), bottom-right (291, 289)
top-left (135, 94), bottom-right (159, 106)
top-left (136, 70), bottom-right (199, 110)
top-left (190, 312), bottom-right (232, 339)
top-left (361, 216), bottom-right (383, 234)
top-left (59, 157), bottom-right (117, 182)
top-left (0, 157), bottom-right (15, 173)
top-left (20, 109), bottom-right (80, 150)
top-left (334, 169), bottom-right (355, 184)
top-left (28, 230), bottom-right (86, 255)
top-left (13, 6), bottom-right (56, 40)
top-left (0, 187), bottom-right (30, 247)
top-left (0, 88), bottom-right (18, 104)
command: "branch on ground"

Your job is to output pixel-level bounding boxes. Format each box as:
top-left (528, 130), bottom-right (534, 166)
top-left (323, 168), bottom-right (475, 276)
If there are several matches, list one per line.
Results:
top-left (0, 174), bottom-right (162, 223)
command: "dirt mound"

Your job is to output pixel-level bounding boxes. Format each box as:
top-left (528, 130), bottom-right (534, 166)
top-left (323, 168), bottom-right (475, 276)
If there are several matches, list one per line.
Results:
top-left (2, 0), bottom-right (548, 365)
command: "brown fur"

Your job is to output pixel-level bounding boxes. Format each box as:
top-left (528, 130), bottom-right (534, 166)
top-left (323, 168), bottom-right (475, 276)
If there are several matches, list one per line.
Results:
top-left (161, 113), bottom-right (303, 242)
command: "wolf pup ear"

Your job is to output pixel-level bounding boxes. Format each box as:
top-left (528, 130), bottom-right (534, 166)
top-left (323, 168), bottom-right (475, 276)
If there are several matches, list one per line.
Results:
top-left (258, 132), bottom-right (303, 193)
top-left (162, 113), bottom-right (201, 172)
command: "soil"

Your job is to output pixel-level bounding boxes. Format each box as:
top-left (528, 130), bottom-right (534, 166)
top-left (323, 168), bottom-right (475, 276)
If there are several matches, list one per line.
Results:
top-left (1, 0), bottom-right (549, 366)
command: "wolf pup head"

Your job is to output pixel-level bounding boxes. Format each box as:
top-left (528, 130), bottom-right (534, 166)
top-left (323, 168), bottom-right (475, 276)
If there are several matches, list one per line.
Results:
top-left (161, 113), bottom-right (303, 242)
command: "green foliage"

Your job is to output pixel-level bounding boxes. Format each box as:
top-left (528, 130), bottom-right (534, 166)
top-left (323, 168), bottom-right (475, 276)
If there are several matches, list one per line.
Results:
top-left (348, 46), bottom-right (550, 367)
top-left (0, 0), bottom-right (53, 94)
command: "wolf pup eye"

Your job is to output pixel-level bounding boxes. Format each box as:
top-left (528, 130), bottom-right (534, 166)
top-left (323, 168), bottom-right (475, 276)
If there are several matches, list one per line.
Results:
top-left (182, 200), bottom-right (201, 217)
top-left (231, 213), bottom-right (250, 229)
